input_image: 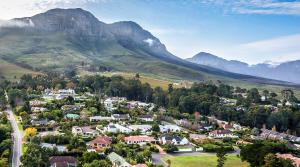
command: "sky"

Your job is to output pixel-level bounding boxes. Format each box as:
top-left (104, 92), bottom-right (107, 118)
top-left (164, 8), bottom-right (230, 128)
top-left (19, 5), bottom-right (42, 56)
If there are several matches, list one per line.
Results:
top-left (0, 0), bottom-right (299, 64)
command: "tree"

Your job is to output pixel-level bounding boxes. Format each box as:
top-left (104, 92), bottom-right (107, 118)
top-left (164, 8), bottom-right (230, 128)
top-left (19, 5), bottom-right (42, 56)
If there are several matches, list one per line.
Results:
top-left (152, 123), bottom-right (160, 132)
top-left (264, 153), bottom-right (294, 167)
top-left (21, 144), bottom-right (49, 167)
top-left (83, 160), bottom-right (111, 167)
top-left (166, 159), bottom-right (171, 167)
top-left (216, 146), bottom-right (227, 167)
top-left (24, 128), bottom-right (37, 141)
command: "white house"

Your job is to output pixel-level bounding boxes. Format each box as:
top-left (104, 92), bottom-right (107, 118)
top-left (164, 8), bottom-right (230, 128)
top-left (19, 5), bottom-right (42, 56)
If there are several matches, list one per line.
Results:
top-left (160, 135), bottom-right (189, 145)
top-left (208, 130), bottom-right (238, 138)
top-left (103, 124), bottom-right (133, 134)
top-left (138, 115), bottom-right (154, 122)
top-left (89, 116), bottom-right (114, 122)
top-left (128, 125), bottom-right (152, 134)
top-left (159, 125), bottom-right (181, 133)
top-left (103, 97), bottom-right (126, 112)
top-left (108, 152), bottom-right (131, 167)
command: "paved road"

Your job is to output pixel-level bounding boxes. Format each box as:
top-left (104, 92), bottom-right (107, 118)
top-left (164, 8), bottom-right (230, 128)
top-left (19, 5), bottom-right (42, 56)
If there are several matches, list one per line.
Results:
top-left (4, 92), bottom-right (22, 167)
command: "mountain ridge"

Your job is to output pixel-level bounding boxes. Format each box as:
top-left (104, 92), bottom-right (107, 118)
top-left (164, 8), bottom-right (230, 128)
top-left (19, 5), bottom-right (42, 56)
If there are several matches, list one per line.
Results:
top-left (186, 52), bottom-right (300, 84)
top-left (0, 8), bottom-right (297, 87)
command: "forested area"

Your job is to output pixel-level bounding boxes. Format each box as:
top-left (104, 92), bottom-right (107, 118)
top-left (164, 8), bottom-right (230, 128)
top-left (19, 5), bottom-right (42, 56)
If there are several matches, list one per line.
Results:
top-left (3, 74), bottom-right (299, 135)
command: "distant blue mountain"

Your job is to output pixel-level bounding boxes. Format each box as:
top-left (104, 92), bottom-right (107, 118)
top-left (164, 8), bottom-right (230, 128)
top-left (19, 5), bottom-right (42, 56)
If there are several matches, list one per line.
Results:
top-left (186, 52), bottom-right (300, 84)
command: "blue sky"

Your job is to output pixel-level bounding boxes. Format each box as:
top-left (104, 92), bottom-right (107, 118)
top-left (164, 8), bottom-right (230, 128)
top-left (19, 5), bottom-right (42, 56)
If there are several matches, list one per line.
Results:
top-left (0, 0), bottom-right (299, 64)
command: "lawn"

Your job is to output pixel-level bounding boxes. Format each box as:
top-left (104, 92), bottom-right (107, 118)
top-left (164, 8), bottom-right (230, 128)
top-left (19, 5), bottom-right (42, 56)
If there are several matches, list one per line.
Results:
top-left (0, 59), bottom-right (42, 81)
top-left (163, 155), bottom-right (249, 167)
top-left (13, 114), bottom-right (23, 131)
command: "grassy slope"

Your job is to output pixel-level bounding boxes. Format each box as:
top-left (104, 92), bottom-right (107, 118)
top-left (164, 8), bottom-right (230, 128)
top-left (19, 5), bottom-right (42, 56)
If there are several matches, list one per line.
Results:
top-left (163, 155), bottom-right (249, 167)
top-left (1, 30), bottom-right (299, 97)
top-left (0, 59), bottom-right (41, 81)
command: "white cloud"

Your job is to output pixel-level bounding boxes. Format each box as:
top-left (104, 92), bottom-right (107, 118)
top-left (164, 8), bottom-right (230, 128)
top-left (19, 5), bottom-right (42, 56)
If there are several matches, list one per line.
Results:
top-left (201, 0), bottom-right (300, 15)
top-left (211, 34), bottom-right (300, 64)
top-left (0, 0), bottom-right (104, 20)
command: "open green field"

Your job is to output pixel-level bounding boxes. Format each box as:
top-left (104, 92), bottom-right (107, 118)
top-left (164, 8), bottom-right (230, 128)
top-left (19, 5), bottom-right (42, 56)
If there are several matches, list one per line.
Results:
top-left (163, 155), bottom-right (249, 167)
top-left (0, 59), bottom-right (42, 81)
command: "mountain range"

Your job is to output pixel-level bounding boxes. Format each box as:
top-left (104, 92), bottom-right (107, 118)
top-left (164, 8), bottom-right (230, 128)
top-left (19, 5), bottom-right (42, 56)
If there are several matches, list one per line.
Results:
top-left (0, 8), bottom-right (297, 87)
top-left (186, 52), bottom-right (300, 84)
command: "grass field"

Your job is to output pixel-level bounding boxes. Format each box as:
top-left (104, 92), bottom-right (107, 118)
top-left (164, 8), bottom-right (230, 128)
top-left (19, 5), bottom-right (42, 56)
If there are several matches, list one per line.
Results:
top-left (0, 59), bottom-right (42, 81)
top-left (163, 155), bottom-right (249, 167)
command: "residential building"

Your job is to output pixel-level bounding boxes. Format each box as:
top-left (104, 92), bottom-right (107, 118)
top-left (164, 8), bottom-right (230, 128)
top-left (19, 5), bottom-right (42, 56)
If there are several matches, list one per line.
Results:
top-left (112, 114), bottom-right (130, 121)
top-left (103, 124), bottom-right (133, 134)
top-left (89, 116), bottom-right (114, 122)
top-left (49, 156), bottom-right (78, 167)
top-left (124, 135), bottom-right (155, 145)
top-left (160, 135), bottom-right (189, 145)
top-left (88, 136), bottom-right (111, 150)
top-left (108, 152), bottom-right (132, 167)
top-left (276, 153), bottom-right (300, 167)
top-left (72, 126), bottom-right (98, 137)
top-left (128, 125), bottom-right (152, 134)
top-left (41, 143), bottom-right (67, 152)
top-left (138, 115), bottom-right (154, 122)
top-left (104, 97), bottom-right (126, 112)
top-left (208, 130), bottom-right (237, 138)
top-left (189, 134), bottom-right (208, 141)
top-left (29, 100), bottom-right (47, 107)
top-left (159, 124), bottom-right (181, 133)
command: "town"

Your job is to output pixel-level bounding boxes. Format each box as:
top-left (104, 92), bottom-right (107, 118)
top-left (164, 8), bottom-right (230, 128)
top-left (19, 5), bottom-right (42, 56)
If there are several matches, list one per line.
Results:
top-left (1, 74), bottom-right (300, 167)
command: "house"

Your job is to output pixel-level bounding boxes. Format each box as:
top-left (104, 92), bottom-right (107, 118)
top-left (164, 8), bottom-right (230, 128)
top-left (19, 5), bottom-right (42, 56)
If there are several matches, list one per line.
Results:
top-left (128, 125), bottom-right (152, 134)
top-left (43, 89), bottom-right (77, 100)
top-left (29, 100), bottom-right (47, 107)
top-left (31, 119), bottom-right (49, 126)
top-left (103, 124), bottom-right (133, 134)
top-left (127, 101), bottom-right (155, 111)
top-left (88, 136), bottom-right (111, 150)
top-left (72, 126), bottom-right (98, 138)
top-left (138, 115), bottom-right (154, 122)
top-left (41, 143), bottom-right (67, 152)
top-left (189, 134), bottom-right (208, 141)
top-left (61, 105), bottom-right (81, 114)
top-left (104, 97), bottom-right (127, 112)
top-left (276, 153), bottom-right (300, 167)
top-left (208, 130), bottom-right (238, 138)
top-left (31, 107), bottom-right (48, 113)
top-left (112, 114), bottom-right (130, 121)
top-left (260, 129), bottom-right (300, 142)
top-left (160, 135), bottom-right (189, 145)
top-left (108, 152), bottom-right (132, 167)
top-left (124, 135), bottom-right (155, 145)
top-left (222, 124), bottom-right (235, 131)
top-left (49, 156), bottom-right (78, 167)
top-left (65, 113), bottom-right (80, 120)
top-left (89, 116), bottom-right (114, 122)
top-left (159, 124), bottom-right (181, 133)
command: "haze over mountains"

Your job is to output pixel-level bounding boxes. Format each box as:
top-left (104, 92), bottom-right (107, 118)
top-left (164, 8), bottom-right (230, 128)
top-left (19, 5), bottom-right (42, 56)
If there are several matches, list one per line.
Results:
top-left (186, 52), bottom-right (300, 84)
top-left (0, 8), bottom-right (296, 86)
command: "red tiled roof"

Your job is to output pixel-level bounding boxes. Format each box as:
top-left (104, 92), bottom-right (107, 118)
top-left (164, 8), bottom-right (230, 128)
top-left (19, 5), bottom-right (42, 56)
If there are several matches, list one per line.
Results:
top-left (89, 136), bottom-right (111, 145)
top-left (134, 164), bottom-right (148, 167)
top-left (49, 156), bottom-right (77, 166)
top-left (125, 135), bottom-right (155, 142)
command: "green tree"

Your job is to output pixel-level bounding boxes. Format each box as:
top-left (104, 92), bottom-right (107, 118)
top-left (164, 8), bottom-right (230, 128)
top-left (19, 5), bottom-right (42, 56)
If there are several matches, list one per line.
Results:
top-left (21, 144), bottom-right (50, 167)
top-left (216, 146), bottom-right (227, 167)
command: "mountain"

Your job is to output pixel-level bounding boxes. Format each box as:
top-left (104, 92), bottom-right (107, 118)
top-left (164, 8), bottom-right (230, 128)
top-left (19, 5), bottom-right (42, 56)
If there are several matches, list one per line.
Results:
top-left (0, 8), bottom-right (296, 86)
top-left (186, 52), bottom-right (300, 84)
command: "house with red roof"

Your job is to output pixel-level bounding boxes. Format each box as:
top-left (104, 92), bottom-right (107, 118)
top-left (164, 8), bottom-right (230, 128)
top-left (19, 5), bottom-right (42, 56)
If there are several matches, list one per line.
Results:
top-left (50, 156), bottom-right (78, 167)
top-left (89, 136), bottom-right (112, 150)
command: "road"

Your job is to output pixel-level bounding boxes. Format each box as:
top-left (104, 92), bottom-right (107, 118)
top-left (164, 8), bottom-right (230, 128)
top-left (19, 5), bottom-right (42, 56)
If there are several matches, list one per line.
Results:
top-left (4, 92), bottom-right (22, 167)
